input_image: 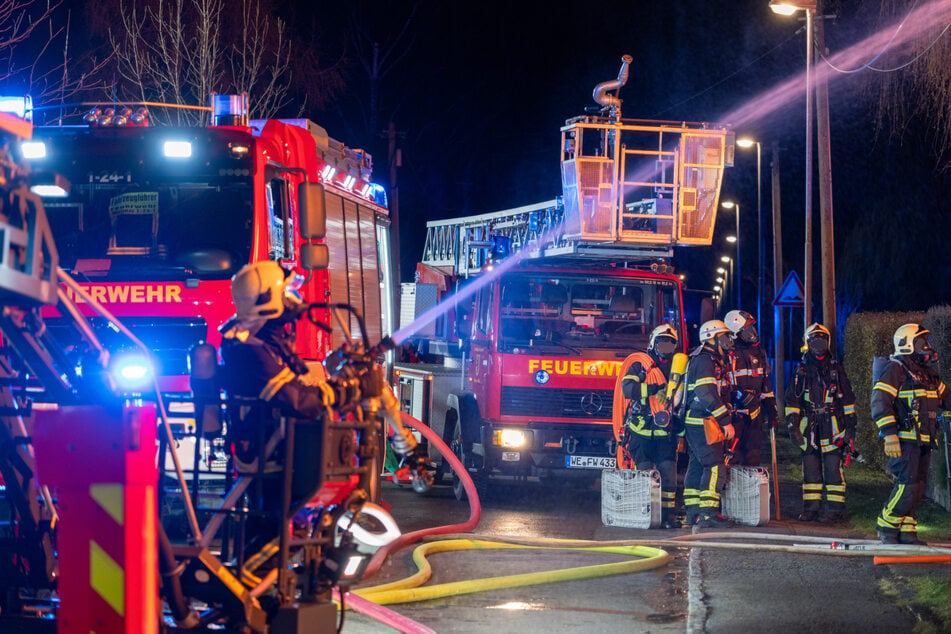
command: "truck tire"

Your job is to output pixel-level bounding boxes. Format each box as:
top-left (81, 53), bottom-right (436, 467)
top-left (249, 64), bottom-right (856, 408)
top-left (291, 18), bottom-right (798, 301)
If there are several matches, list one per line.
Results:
top-left (449, 416), bottom-right (487, 502)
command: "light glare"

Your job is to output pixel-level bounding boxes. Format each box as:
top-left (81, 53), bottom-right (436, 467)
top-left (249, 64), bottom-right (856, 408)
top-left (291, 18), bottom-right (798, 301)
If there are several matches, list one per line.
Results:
top-left (21, 141), bottom-right (46, 159)
top-left (164, 141), bottom-right (192, 158)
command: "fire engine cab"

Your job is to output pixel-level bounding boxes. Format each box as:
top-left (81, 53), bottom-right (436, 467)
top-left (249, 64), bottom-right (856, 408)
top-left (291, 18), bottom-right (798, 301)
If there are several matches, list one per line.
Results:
top-left (394, 56), bottom-right (734, 498)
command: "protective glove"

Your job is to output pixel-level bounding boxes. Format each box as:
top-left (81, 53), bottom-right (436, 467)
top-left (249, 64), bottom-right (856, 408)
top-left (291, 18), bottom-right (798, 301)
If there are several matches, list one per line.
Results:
top-left (787, 421), bottom-right (806, 451)
top-left (883, 434), bottom-right (901, 458)
top-left (391, 427), bottom-right (418, 456)
top-left (627, 362), bottom-right (645, 382)
top-left (733, 390), bottom-right (757, 409)
top-left (722, 423), bottom-right (735, 441)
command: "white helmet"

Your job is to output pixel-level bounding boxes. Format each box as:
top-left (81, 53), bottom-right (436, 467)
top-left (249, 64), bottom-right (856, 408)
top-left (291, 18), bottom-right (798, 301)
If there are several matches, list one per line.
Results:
top-left (231, 260), bottom-right (288, 323)
top-left (649, 324), bottom-right (679, 349)
top-left (699, 319), bottom-right (730, 342)
top-left (893, 323), bottom-right (929, 355)
top-left (724, 310), bottom-right (754, 335)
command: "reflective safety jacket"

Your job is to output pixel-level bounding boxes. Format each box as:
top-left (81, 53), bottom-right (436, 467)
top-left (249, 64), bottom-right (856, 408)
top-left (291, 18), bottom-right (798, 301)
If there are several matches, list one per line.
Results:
top-left (619, 351), bottom-right (680, 439)
top-left (871, 356), bottom-right (951, 445)
top-left (685, 345), bottom-right (733, 434)
top-left (730, 342), bottom-right (778, 426)
top-left (785, 353), bottom-right (856, 453)
top-left (220, 321), bottom-right (336, 419)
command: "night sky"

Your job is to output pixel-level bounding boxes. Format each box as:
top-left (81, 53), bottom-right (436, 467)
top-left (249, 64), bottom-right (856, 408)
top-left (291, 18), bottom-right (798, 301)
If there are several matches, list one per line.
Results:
top-left (22, 1), bottom-right (951, 332)
top-left (298, 1), bottom-right (950, 330)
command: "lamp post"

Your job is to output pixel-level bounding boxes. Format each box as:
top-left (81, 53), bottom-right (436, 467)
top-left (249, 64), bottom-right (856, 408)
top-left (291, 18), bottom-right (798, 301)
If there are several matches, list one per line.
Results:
top-left (720, 255), bottom-right (733, 309)
top-left (770, 0), bottom-right (817, 328)
top-left (736, 138), bottom-right (763, 328)
top-left (721, 201), bottom-right (741, 309)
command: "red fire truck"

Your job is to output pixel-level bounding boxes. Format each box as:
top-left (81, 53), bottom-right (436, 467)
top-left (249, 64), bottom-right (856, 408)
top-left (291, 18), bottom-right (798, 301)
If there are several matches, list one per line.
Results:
top-left (14, 95), bottom-right (394, 398)
top-left (394, 58), bottom-right (733, 498)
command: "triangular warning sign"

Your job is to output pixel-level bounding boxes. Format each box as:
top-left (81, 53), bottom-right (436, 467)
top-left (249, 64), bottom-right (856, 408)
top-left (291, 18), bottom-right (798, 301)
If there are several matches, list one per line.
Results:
top-left (773, 271), bottom-right (805, 307)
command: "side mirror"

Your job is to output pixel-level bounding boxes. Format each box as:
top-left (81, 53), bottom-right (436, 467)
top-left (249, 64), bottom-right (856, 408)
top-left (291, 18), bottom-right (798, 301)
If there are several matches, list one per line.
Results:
top-left (301, 243), bottom-right (329, 270)
top-left (299, 182), bottom-right (326, 239)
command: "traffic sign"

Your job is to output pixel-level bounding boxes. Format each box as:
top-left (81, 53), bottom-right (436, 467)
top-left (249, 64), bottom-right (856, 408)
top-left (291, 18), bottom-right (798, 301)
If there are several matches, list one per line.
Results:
top-left (773, 271), bottom-right (805, 307)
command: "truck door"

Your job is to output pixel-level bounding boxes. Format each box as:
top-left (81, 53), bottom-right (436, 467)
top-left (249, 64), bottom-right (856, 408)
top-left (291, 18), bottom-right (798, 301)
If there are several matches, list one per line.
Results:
top-left (468, 282), bottom-right (495, 409)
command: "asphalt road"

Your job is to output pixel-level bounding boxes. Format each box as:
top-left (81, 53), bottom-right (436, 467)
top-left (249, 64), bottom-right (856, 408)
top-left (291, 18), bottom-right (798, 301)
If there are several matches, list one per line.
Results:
top-left (342, 474), bottom-right (950, 634)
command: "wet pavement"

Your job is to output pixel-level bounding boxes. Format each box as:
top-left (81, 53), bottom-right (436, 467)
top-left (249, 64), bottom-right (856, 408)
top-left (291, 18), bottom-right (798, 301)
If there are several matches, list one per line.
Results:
top-left (342, 473), bottom-right (951, 633)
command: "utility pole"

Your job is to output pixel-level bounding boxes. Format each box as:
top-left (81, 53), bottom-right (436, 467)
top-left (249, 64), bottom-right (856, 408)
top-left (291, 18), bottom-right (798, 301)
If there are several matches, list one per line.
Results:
top-left (803, 6), bottom-right (815, 328)
top-left (815, 0), bottom-right (837, 344)
top-left (771, 143), bottom-right (785, 420)
top-left (388, 120), bottom-right (402, 332)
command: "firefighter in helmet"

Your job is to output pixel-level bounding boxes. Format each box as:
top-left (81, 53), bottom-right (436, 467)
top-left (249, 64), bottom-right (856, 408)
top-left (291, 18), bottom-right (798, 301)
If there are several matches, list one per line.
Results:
top-left (872, 323), bottom-right (951, 544)
top-left (724, 310), bottom-right (778, 466)
top-left (220, 260), bottom-right (417, 461)
top-left (683, 320), bottom-right (736, 528)
top-left (785, 323), bottom-right (856, 523)
top-left (619, 324), bottom-right (684, 528)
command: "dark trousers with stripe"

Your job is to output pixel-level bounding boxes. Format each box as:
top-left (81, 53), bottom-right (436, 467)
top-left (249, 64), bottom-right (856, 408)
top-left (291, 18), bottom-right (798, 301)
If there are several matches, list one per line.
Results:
top-left (878, 441), bottom-right (931, 536)
top-left (630, 435), bottom-right (678, 520)
top-left (801, 447), bottom-right (846, 515)
top-left (733, 412), bottom-right (763, 467)
top-left (684, 425), bottom-right (726, 520)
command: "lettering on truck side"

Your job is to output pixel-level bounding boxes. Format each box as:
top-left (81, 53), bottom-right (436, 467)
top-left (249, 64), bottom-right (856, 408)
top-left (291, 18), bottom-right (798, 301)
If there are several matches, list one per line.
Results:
top-left (65, 284), bottom-right (184, 304)
top-left (526, 358), bottom-right (621, 377)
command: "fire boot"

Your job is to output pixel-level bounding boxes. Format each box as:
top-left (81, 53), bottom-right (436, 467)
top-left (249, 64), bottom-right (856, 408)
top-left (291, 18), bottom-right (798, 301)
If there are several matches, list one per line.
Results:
top-left (797, 510), bottom-right (819, 522)
top-left (898, 531), bottom-right (923, 545)
top-left (818, 509), bottom-right (845, 524)
top-left (697, 513), bottom-right (732, 529)
top-left (877, 528), bottom-right (899, 545)
top-left (660, 509), bottom-right (682, 529)
top-left (685, 507), bottom-right (700, 527)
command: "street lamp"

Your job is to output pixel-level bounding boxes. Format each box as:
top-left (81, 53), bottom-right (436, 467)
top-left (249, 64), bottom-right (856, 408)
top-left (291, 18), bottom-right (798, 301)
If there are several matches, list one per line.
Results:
top-left (736, 137), bottom-right (763, 329)
top-left (770, 0), bottom-right (817, 327)
top-left (720, 255), bottom-right (734, 310)
top-left (720, 201), bottom-right (741, 309)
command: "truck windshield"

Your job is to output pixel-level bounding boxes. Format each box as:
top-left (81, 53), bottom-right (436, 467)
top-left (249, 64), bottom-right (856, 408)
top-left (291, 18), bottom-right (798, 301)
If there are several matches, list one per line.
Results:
top-left (498, 273), bottom-right (680, 355)
top-left (28, 126), bottom-right (254, 281)
top-left (45, 184), bottom-right (252, 281)
top-left (44, 183), bottom-right (252, 281)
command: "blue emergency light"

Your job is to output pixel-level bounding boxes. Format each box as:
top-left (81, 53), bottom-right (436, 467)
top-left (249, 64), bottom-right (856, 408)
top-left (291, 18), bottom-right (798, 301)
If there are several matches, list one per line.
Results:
top-left (111, 353), bottom-right (153, 391)
top-left (0, 95), bottom-right (32, 121)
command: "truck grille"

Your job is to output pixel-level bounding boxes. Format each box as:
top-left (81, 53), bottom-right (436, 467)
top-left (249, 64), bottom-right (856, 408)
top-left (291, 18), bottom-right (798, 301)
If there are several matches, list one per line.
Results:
top-left (501, 386), bottom-right (614, 419)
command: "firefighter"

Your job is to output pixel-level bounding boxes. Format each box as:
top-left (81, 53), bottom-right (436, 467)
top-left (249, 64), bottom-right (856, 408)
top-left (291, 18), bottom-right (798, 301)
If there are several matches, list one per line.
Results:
top-left (872, 323), bottom-right (951, 544)
top-left (683, 320), bottom-right (736, 528)
top-left (619, 324), bottom-right (684, 528)
top-left (724, 310), bottom-right (778, 466)
top-left (220, 260), bottom-right (417, 462)
top-left (785, 323), bottom-right (856, 523)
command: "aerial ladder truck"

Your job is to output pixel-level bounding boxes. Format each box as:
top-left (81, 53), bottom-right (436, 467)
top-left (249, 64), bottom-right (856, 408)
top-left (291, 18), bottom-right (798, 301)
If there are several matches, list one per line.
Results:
top-left (394, 55), bottom-right (734, 499)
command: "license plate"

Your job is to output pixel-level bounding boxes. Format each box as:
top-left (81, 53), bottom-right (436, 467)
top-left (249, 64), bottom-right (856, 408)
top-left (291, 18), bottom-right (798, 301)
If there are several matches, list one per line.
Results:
top-left (565, 455), bottom-right (616, 469)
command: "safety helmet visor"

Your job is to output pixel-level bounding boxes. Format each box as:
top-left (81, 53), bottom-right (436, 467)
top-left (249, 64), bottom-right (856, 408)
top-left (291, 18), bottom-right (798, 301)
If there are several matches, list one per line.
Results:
top-left (806, 331), bottom-right (830, 356)
top-left (715, 332), bottom-right (735, 353)
top-left (737, 323), bottom-right (759, 344)
top-left (652, 336), bottom-right (678, 357)
top-left (913, 334), bottom-right (939, 363)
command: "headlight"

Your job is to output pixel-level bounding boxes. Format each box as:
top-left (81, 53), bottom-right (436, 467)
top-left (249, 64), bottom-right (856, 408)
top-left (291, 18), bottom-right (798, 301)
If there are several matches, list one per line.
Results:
top-left (495, 429), bottom-right (528, 449)
top-left (163, 140), bottom-right (192, 158)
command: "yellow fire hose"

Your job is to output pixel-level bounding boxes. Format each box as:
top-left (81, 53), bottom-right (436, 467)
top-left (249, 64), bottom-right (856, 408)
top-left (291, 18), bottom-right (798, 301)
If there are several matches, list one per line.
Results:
top-left (352, 538), bottom-right (669, 606)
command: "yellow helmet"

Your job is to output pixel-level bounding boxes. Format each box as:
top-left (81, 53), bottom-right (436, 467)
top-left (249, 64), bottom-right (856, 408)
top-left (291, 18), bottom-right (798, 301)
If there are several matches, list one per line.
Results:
top-left (803, 322), bottom-right (830, 344)
top-left (893, 323), bottom-right (930, 355)
top-left (231, 260), bottom-right (288, 323)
